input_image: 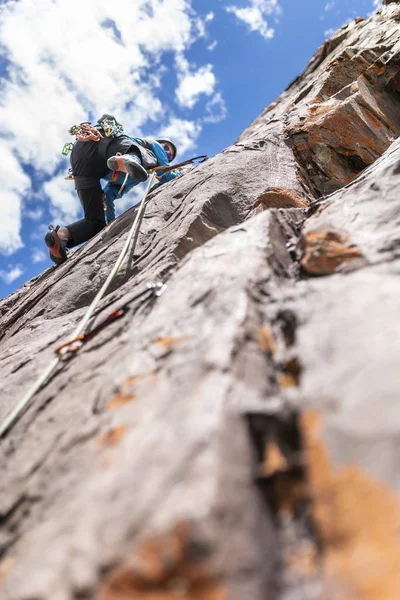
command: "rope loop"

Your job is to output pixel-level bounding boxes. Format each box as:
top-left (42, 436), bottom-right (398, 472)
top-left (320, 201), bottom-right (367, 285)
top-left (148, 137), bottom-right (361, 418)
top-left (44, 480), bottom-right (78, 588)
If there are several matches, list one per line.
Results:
top-left (70, 122), bottom-right (103, 142)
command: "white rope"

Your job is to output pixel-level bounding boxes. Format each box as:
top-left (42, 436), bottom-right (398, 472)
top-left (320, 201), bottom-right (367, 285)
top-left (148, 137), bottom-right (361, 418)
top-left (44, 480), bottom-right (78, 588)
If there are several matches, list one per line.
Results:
top-left (117, 173), bottom-right (129, 197)
top-left (0, 172), bottom-right (156, 439)
top-left (70, 172), bottom-right (155, 338)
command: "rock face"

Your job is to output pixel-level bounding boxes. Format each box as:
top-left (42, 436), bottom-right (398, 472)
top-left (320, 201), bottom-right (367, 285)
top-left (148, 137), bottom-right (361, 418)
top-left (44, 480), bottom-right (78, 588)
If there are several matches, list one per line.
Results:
top-left (0, 5), bottom-right (400, 600)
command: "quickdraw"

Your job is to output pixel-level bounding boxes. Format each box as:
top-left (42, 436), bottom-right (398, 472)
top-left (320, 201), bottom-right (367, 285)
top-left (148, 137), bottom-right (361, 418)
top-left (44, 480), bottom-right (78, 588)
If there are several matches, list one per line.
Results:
top-left (62, 142), bottom-right (74, 156)
top-left (54, 282), bottom-right (166, 357)
top-left (149, 155), bottom-right (208, 180)
top-left (164, 155), bottom-right (208, 172)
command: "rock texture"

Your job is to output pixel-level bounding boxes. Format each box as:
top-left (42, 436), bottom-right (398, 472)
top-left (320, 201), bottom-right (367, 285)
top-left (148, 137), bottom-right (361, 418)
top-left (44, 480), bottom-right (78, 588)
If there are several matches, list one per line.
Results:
top-left (0, 4), bottom-right (400, 600)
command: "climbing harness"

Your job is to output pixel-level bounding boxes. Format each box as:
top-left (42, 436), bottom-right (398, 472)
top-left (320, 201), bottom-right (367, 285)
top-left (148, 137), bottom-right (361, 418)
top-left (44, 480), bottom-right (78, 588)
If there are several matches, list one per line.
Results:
top-left (0, 171), bottom-right (159, 439)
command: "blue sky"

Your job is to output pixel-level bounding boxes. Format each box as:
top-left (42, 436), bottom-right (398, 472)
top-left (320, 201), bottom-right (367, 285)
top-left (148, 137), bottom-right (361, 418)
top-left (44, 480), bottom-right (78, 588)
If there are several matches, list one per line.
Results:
top-left (0, 0), bottom-right (381, 300)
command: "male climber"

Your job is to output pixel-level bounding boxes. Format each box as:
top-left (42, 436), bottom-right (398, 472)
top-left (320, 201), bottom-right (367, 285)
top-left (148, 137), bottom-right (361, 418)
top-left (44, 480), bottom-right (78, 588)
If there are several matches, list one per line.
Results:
top-left (45, 114), bottom-right (178, 264)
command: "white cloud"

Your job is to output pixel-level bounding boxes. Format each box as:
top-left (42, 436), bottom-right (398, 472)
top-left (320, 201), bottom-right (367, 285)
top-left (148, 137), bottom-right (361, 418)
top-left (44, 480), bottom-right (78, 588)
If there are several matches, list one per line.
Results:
top-left (0, 0), bottom-right (220, 254)
top-left (158, 118), bottom-right (202, 154)
top-left (204, 93), bottom-right (227, 123)
top-left (25, 207), bottom-right (44, 221)
top-left (32, 248), bottom-right (48, 263)
top-left (324, 27), bottom-right (336, 38)
top-left (0, 264), bottom-right (25, 284)
top-left (175, 54), bottom-right (217, 109)
top-left (30, 224), bottom-right (50, 242)
top-left (43, 176), bottom-right (81, 224)
top-left (368, 0), bottom-right (382, 16)
top-left (0, 140), bottom-right (31, 255)
top-left (225, 0), bottom-right (281, 40)
top-left (325, 1), bottom-right (335, 10)
top-left (195, 11), bottom-right (215, 37)
top-left (207, 41), bottom-right (218, 51)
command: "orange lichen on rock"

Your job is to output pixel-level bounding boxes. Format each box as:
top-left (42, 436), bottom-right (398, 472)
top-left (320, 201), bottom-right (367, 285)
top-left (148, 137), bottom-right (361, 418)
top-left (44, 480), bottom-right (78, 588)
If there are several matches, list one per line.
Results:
top-left (97, 425), bottom-right (127, 449)
top-left (0, 558), bottom-right (13, 587)
top-left (301, 227), bottom-right (362, 275)
top-left (124, 375), bottom-right (143, 387)
top-left (287, 68), bottom-right (400, 194)
top-left (301, 411), bottom-right (400, 600)
top-left (260, 441), bottom-right (289, 477)
top-left (258, 324), bottom-right (277, 355)
top-left (152, 336), bottom-right (189, 352)
top-left (97, 522), bottom-right (227, 600)
top-left (106, 393), bottom-right (136, 411)
top-left (254, 187), bottom-right (309, 209)
top-left (107, 372), bottom-right (156, 410)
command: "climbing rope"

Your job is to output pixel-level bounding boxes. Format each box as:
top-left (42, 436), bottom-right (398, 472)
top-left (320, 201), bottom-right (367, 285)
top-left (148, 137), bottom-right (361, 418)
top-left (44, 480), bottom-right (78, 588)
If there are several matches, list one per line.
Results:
top-left (0, 172), bottom-right (158, 439)
top-left (117, 172), bottom-right (129, 197)
top-left (62, 123), bottom-right (103, 155)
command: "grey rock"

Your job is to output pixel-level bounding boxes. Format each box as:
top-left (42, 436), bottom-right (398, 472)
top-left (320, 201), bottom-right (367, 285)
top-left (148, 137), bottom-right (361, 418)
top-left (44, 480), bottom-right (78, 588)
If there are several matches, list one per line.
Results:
top-left (0, 6), bottom-right (400, 600)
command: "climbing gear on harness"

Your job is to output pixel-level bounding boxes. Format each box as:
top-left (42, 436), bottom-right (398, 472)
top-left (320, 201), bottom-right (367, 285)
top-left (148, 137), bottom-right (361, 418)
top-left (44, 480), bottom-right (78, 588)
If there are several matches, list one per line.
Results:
top-left (65, 168), bottom-right (74, 180)
top-left (97, 114), bottom-right (124, 138)
top-left (54, 282), bottom-right (166, 356)
top-left (156, 138), bottom-right (177, 161)
top-left (0, 170), bottom-right (158, 439)
top-left (107, 154), bottom-right (148, 182)
top-left (44, 225), bottom-right (69, 265)
top-left (62, 142), bottom-right (74, 156)
top-left (69, 122), bottom-right (103, 142)
top-left (62, 119), bottom-right (114, 154)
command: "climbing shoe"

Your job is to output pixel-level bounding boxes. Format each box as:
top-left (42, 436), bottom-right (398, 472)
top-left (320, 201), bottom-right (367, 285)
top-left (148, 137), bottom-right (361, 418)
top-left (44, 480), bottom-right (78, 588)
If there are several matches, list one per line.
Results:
top-left (44, 225), bottom-right (68, 265)
top-left (107, 154), bottom-right (148, 182)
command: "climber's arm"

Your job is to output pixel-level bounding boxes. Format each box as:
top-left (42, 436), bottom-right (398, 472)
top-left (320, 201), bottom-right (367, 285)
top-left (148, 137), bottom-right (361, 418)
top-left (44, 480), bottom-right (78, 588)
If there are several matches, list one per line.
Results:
top-left (158, 169), bottom-right (182, 185)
